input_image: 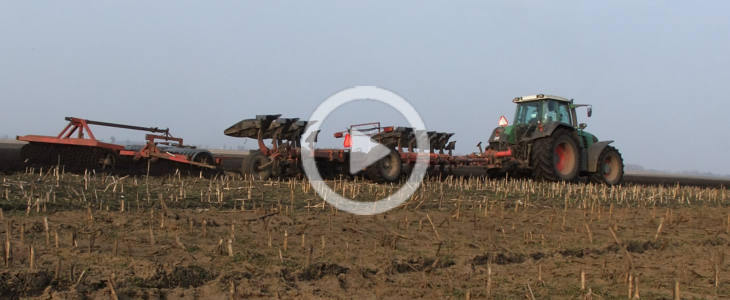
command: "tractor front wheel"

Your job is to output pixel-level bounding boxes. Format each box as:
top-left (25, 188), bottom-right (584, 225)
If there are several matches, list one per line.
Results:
top-left (532, 129), bottom-right (580, 182)
top-left (590, 146), bottom-right (624, 185)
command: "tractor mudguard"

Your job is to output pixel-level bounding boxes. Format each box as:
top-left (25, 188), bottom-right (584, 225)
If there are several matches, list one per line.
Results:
top-left (515, 122), bottom-right (573, 143)
top-left (543, 122), bottom-right (578, 138)
top-left (587, 141), bottom-right (614, 172)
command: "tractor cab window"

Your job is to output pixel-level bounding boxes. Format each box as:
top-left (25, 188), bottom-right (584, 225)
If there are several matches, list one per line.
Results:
top-left (556, 103), bottom-right (572, 125)
top-left (542, 101), bottom-right (573, 125)
top-left (514, 102), bottom-right (541, 125)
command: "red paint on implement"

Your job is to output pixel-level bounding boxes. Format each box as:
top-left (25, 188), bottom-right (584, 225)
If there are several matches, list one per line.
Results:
top-left (17, 117), bottom-right (217, 169)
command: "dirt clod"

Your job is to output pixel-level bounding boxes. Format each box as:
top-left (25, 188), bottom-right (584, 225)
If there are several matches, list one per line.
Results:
top-left (392, 256), bottom-right (454, 273)
top-left (473, 252), bottom-right (527, 265)
top-left (0, 271), bottom-right (53, 298)
top-left (299, 263), bottom-right (349, 281)
top-left (145, 265), bottom-right (215, 289)
top-left (625, 240), bottom-right (663, 253)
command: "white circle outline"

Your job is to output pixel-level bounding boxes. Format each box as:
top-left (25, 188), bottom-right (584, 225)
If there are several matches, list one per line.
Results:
top-left (300, 86), bottom-right (430, 215)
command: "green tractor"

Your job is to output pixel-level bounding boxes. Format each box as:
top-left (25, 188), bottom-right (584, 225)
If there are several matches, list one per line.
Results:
top-left (487, 94), bottom-right (624, 185)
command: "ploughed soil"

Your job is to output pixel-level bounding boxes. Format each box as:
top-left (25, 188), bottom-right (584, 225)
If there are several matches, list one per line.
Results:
top-left (0, 172), bottom-right (729, 299)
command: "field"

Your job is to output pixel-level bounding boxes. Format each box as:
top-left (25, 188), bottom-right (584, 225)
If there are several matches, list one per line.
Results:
top-left (0, 168), bottom-right (729, 299)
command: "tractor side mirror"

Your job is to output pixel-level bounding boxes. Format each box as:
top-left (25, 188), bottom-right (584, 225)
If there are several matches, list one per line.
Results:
top-left (579, 123), bottom-right (587, 130)
top-left (587, 107), bottom-right (592, 117)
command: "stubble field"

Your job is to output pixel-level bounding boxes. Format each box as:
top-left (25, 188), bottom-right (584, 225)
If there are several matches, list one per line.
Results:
top-left (0, 168), bottom-right (728, 299)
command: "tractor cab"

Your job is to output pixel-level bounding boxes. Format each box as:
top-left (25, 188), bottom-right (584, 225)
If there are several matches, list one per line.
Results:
top-left (513, 94), bottom-right (575, 127)
top-left (498, 94), bottom-right (598, 146)
top-left (492, 94), bottom-right (580, 145)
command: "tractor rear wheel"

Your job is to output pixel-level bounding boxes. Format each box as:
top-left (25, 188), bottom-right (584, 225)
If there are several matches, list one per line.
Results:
top-left (590, 146), bottom-right (624, 185)
top-left (366, 150), bottom-right (402, 182)
top-left (246, 152), bottom-right (272, 180)
top-left (531, 129), bottom-right (580, 182)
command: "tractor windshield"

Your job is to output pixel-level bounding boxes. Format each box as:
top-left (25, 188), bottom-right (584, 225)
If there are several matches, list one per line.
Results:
top-left (514, 102), bottom-right (541, 125)
top-left (542, 101), bottom-right (573, 125)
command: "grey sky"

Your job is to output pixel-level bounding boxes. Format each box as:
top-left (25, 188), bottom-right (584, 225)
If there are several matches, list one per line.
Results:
top-left (1, 1), bottom-right (729, 174)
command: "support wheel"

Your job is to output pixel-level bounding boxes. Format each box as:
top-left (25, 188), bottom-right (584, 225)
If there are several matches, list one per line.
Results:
top-left (532, 128), bottom-right (580, 182)
top-left (590, 146), bottom-right (624, 185)
top-left (366, 150), bottom-right (402, 182)
top-left (192, 152), bottom-right (215, 165)
top-left (246, 152), bottom-right (272, 180)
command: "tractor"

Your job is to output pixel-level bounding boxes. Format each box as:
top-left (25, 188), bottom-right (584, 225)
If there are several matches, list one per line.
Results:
top-left (487, 94), bottom-right (624, 185)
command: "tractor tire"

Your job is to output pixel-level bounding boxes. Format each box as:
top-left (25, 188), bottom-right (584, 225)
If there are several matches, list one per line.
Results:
top-left (590, 146), bottom-right (624, 185)
top-left (366, 150), bottom-right (402, 182)
top-left (531, 128), bottom-right (580, 182)
top-left (246, 152), bottom-right (272, 180)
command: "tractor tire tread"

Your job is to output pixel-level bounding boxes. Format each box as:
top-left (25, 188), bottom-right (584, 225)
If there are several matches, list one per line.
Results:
top-left (590, 145), bottom-right (624, 185)
top-left (531, 128), bottom-right (580, 182)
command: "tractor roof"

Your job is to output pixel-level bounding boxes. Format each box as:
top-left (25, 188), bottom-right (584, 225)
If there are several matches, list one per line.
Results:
top-left (512, 94), bottom-right (572, 103)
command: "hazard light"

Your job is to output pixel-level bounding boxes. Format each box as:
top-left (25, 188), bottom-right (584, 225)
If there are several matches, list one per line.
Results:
top-left (334, 132), bottom-right (344, 138)
top-left (498, 116), bottom-right (509, 127)
top-left (343, 133), bottom-right (352, 148)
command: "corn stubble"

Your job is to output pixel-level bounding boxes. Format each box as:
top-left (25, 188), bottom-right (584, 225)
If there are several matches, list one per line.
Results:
top-left (0, 169), bottom-right (727, 298)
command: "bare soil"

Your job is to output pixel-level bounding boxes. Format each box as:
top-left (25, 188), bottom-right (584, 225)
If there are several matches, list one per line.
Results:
top-left (1, 171), bottom-right (728, 299)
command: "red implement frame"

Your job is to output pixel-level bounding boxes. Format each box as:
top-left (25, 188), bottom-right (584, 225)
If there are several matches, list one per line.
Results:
top-left (332, 122), bottom-right (516, 170)
top-left (240, 117), bottom-right (517, 178)
top-left (18, 118), bottom-right (125, 151)
top-left (17, 117), bottom-right (216, 169)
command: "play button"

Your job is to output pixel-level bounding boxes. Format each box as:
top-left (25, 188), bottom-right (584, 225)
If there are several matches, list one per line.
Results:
top-left (300, 86), bottom-right (430, 215)
top-left (348, 129), bottom-right (391, 174)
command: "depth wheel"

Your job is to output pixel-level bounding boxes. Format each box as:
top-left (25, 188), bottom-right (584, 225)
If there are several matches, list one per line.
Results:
top-left (247, 152), bottom-right (272, 180)
top-left (366, 150), bottom-right (402, 182)
top-left (192, 152), bottom-right (215, 165)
